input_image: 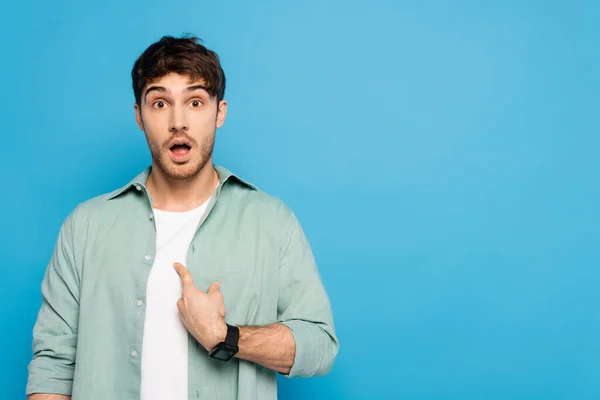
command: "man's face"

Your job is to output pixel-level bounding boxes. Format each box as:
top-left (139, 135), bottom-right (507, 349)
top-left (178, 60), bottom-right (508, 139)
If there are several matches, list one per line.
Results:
top-left (134, 73), bottom-right (227, 180)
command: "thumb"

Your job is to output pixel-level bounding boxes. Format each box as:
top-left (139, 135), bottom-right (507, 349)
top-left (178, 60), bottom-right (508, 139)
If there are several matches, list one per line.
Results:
top-left (207, 281), bottom-right (221, 294)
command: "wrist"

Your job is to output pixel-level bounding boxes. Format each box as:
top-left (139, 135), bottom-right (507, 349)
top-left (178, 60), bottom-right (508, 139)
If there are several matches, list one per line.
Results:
top-left (208, 323), bottom-right (240, 362)
top-left (212, 320), bottom-right (228, 349)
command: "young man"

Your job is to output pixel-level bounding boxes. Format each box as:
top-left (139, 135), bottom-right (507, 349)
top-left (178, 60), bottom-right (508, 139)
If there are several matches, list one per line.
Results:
top-left (26, 35), bottom-right (338, 400)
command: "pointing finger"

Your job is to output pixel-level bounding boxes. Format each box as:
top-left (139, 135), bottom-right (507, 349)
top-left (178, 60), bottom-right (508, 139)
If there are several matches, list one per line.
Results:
top-left (173, 262), bottom-right (195, 289)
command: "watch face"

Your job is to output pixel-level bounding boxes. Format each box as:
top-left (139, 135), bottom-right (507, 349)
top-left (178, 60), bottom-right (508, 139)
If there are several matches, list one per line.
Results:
top-left (209, 343), bottom-right (239, 361)
top-left (212, 348), bottom-right (234, 361)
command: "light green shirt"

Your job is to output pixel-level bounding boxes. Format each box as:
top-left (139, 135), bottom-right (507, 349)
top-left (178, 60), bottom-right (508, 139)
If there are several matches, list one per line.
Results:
top-left (26, 165), bottom-right (339, 400)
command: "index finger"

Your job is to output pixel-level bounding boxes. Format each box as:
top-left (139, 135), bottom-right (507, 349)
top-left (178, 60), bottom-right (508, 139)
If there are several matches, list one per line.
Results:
top-left (173, 262), bottom-right (195, 289)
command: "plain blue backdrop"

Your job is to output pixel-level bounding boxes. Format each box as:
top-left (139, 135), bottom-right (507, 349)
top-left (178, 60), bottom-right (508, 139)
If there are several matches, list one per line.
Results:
top-left (1, 1), bottom-right (599, 399)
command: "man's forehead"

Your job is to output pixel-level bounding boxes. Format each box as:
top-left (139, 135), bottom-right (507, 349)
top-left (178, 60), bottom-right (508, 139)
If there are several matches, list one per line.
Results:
top-left (144, 73), bottom-right (208, 91)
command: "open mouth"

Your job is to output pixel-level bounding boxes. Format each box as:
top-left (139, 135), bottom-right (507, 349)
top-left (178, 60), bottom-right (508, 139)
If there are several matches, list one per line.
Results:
top-left (170, 143), bottom-right (191, 154)
top-left (168, 139), bottom-right (192, 162)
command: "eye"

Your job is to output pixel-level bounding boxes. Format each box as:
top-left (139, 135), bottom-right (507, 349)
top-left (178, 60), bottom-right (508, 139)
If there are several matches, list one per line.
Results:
top-left (153, 101), bottom-right (166, 109)
top-left (190, 100), bottom-right (203, 108)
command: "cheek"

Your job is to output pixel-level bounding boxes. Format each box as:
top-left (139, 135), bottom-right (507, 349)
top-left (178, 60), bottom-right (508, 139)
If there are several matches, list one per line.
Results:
top-left (143, 115), bottom-right (171, 145)
top-left (146, 130), bottom-right (166, 147)
top-left (143, 112), bottom-right (168, 129)
top-left (189, 111), bottom-right (215, 127)
top-left (188, 115), bottom-right (217, 138)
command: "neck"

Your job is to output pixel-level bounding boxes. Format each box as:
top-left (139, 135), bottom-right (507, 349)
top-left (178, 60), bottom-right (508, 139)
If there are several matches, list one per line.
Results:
top-left (146, 161), bottom-right (219, 212)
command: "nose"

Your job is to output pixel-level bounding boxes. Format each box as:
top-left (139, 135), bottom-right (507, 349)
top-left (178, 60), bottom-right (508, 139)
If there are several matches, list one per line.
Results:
top-left (169, 106), bottom-right (188, 132)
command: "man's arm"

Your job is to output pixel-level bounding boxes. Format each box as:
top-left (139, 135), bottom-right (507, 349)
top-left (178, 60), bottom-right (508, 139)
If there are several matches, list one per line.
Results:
top-left (175, 268), bottom-right (296, 374)
top-left (234, 324), bottom-right (296, 374)
top-left (27, 210), bottom-right (80, 398)
top-left (272, 204), bottom-right (339, 377)
top-left (175, 203), bottom-right (338, 376)
top-left (231, 207), bottom-right (339, 376)
top-left (28, 394), bottom-right (71, 400)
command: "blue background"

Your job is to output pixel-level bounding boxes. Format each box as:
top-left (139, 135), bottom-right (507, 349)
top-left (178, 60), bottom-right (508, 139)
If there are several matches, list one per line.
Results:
top-left (1, 1), bottom-right (599, 399)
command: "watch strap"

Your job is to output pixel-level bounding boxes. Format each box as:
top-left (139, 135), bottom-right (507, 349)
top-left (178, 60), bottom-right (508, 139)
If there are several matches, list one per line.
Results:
top-left (224, 324), bottom-right (239, 347)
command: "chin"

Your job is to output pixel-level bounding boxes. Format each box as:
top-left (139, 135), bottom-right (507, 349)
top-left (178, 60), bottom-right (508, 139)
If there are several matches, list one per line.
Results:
top-left (169, 165), bottom-right (203, 180)
top-left (158, 159), bottom-right (205, 180)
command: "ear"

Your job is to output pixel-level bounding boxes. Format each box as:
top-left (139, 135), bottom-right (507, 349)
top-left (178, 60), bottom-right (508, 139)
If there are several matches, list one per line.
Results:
top-left (216, 100), bottom-right (228, 128)
top-left (134, 103), bottom-right (144, 131)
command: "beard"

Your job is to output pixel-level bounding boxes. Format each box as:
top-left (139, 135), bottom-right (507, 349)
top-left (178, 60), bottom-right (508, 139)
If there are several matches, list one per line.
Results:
top-left (146, 128), bottom-right (215, 180)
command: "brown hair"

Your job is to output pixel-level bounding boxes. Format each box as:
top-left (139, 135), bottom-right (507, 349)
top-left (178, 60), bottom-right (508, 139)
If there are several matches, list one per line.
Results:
top-left (131, 35), bottom-right (226, 106)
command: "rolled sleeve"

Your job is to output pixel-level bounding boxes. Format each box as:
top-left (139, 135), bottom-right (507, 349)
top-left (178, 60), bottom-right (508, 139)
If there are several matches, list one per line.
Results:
top-left (27, 211), bottom-right (80, 396)
top-left (277, 205), bottom-right (339, 377)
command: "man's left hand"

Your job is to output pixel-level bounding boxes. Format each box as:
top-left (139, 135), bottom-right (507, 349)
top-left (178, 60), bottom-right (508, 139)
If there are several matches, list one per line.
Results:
top-left (174, 262), bottom-right (227, 352)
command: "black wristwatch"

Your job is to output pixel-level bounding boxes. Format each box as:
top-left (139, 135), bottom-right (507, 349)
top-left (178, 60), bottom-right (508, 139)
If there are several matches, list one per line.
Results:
top-left (208, 324), bottom-right (239, 361)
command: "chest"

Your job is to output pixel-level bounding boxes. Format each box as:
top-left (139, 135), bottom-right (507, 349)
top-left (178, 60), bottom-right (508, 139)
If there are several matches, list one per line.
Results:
top-left (78, 206), bottom-right (281, 326)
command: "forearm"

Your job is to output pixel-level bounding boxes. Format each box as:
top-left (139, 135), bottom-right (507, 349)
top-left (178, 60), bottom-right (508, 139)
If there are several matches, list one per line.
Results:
top-left (235, 324), bottom-right (296, 374)
top-left (29, 395), bottom-right (71, 400)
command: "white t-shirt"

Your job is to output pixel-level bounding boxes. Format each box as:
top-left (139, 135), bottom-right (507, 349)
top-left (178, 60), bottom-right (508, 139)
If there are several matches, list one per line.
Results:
top-left (140, 198), bottom-right (211, 400)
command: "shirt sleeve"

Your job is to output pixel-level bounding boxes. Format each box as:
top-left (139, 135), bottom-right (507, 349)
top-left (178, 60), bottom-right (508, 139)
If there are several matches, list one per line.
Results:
top-left (276, 204), bottom-right (339, 377)
top-left (26, 210), bottom-right (80, 396)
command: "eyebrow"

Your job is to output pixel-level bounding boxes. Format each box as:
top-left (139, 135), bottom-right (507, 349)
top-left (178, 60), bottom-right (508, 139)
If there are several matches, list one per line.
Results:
top-left (144, 84), bottom-right (209, 103)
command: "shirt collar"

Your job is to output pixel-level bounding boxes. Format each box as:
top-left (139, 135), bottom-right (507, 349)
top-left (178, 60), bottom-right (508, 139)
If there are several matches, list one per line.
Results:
top-left (106, 164), bottom-right (257, 201)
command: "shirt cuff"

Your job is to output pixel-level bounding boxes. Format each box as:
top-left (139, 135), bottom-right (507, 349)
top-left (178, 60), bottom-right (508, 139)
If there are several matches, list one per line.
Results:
top-left (280, 319), bottom-right (325, 377)
top-left (26, 358), bottom-right (74, 396)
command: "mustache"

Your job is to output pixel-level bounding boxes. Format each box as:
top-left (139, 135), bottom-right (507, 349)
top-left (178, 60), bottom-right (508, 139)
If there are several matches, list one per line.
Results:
top-left (162, 133), bottom-right (197, 149)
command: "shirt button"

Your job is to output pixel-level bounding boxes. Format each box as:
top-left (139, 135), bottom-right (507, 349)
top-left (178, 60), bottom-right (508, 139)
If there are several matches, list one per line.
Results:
top-left (135, 185), bottom-right (142, 191)
top-left (144, 254), bottom-right (152, 261)
top-left (137, 299), bottom-right (144, 307)
top-left (149, 213), bottom-right (154, 220)
top-left (131, 350), bottom-right (138, 357)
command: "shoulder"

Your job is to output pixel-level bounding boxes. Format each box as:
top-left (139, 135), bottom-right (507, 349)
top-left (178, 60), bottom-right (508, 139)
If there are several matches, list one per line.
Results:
top-left (61, 165), bottom-right (145, 232)
top-left (218, 170), bottom-right (299, 240)
top-left (59, 190), bottom-right (124, 234)
top-left (224, 176), bottom-right (293, 221)
top-left (73, 166), bottom-right (152, 221)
